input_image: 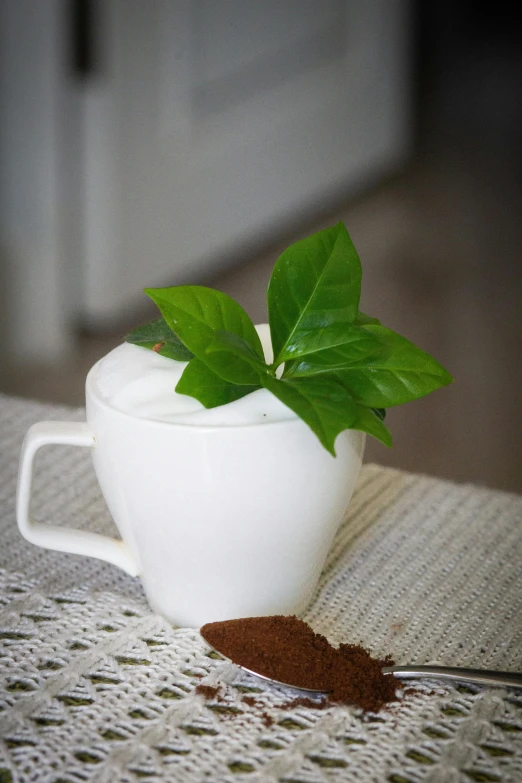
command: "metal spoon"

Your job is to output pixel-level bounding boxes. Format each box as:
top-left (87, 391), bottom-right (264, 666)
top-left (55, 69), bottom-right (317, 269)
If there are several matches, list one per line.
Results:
top-left (381, 665), bottom-right (522, 690)
top-left (200, 630), bottom-right (522, 695)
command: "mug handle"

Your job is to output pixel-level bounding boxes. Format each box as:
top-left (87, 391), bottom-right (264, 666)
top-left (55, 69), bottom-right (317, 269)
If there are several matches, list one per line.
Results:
top-left (16, 421), bottom-right (140, 577)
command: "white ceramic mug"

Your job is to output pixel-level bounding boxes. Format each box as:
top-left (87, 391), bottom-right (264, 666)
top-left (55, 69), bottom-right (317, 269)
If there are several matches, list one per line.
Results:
top-left (17, 355), bottom-right (365, 628)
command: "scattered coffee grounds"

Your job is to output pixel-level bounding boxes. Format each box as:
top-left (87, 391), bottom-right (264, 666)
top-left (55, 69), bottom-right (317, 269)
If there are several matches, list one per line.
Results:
top-left (200, 615), bottom-right (399, 713)
top-left (278, 696), bottom-right (331, 710)
top-left (261, 712), bottom-right (274, 728)
top-left (195, 682), bottom-right (275, 726)
top-left (280, 696), bottom-right (329, 711)
top-left (195, 684), bottom-right (221, 700)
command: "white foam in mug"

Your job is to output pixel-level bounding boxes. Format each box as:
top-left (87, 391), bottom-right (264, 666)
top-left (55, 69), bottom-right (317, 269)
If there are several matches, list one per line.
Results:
top-left (17, 325), bottom-right (365, 627)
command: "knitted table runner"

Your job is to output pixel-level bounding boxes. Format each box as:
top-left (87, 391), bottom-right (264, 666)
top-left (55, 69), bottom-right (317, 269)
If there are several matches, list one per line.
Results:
top-left (0, 393), bottom-right (521, 783)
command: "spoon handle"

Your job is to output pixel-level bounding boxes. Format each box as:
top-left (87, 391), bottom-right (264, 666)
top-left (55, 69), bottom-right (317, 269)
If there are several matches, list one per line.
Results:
top-left (383, 665), bottom-right (522, 689)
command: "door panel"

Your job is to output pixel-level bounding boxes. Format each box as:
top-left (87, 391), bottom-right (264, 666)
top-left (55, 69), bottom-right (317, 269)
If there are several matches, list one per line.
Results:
top-left (82, 0), bottom-right (411, 325)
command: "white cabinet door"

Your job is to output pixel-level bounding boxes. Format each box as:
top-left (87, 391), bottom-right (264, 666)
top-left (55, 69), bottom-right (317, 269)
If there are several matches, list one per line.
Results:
top-left (82, 0), bottom-right (411, 326)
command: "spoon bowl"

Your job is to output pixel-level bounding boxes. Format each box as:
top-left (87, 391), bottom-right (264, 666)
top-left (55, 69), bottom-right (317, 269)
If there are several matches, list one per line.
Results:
top-left (201, 632), bottom-right (329, 695)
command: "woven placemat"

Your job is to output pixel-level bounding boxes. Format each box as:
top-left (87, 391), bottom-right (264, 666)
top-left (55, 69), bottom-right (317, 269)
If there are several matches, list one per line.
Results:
top-left (1, 393), bottom-right (521, 782)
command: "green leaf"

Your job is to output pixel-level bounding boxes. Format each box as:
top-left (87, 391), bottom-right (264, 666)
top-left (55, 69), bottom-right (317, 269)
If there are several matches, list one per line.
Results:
top-left (282, 323), bottom-right (390, 374)
top-left (353, 310), bottom-right (381, 326)
top-left (286, 324), bottom-right (453, 408)
top-left (259, 374), bottom-right (358, 456)
top-left (176, 358), bottom-right (260, 408)
top-left (206, 330), bottom-right (269, 384)
top-left (145, 286), bottom-right (264, 383)
top-left (124, 317), bottom-right (194, 361)
top-left (334, 325), bottom-right (454, 407)
top-left (267, 222), bottom-right (362, 365)
top-left (351, 405), bottom-right (392, 447)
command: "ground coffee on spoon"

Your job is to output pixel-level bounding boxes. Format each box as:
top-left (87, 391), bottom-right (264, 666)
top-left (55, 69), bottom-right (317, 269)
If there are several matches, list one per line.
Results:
top-left (200, 615), bottom-right (399, 713)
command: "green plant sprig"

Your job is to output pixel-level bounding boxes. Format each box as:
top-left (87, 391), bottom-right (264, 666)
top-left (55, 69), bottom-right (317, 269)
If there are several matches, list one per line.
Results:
top-left (125, 223), bottom-right (453, 455)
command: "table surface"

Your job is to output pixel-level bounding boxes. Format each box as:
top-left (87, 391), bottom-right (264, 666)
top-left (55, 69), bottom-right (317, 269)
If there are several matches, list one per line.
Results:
top-left (1, 393), bottom-right (521, 783)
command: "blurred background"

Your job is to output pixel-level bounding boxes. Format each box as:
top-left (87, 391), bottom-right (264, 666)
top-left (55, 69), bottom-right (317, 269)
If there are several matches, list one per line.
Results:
top-left (1, 1), bottom-right (521, 492)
